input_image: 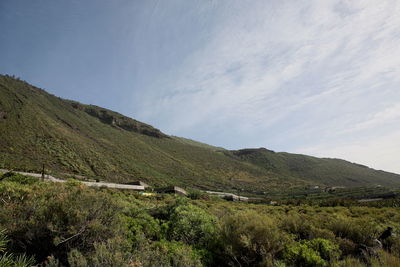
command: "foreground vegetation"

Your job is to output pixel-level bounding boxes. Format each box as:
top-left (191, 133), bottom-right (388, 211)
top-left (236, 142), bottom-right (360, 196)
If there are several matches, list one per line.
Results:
top-left (1, 172), bottom-right (400, 266)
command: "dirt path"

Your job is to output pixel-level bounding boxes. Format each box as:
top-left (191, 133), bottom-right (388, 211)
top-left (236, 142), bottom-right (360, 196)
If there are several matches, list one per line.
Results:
top-left (0, 169), bottom-right (145, 191)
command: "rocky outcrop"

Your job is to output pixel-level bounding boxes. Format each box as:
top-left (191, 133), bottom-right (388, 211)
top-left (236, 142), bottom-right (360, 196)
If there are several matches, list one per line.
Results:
top-left (70, 102), bottom-right (168, 138)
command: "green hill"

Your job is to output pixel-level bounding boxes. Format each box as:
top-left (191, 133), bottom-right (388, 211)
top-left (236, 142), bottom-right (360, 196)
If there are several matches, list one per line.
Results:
top-left (226, 148), bottom-right (400, 187)
top-left (1, 74), bottom-right (399, 192)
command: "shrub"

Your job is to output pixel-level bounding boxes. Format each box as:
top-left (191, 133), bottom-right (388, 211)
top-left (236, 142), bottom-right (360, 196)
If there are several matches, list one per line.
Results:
top-left (87, 237), bottom-right (133, 267)
top-left (124, 208), bottom-right (163, 243)
top-left (168, 203), bottom-right (218, 248)
top-left (128, 232), bottom-right (203, 267)
top-left (151, 240), bottom-right (203, 267)
top-left (328, 218), bottom-right (379, 245)
top-left (188, 190), bottom-right (210, 200)
top-left (335, 237), bottom-right (357, 256)
top-left (0, 182), bottom-right (123, 265)
top-left (305, 238), bottom-right (340, 262)
top-left (282, 238), bottom-right (340, 267)
top-left (308, 227), bottom-right (336, 241)
top-left (282, 242), bottom-right (326, 267)
top-left (220, 211), bottom-right (289, 266)
top-left (280, 214), bottom-right (313, 240)
top-left (67, 249), bottom-right (88, 267)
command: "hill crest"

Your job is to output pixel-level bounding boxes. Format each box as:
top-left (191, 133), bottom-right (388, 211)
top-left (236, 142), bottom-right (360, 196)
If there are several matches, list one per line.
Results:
top-left (1, 74), bottom-right (399, 192)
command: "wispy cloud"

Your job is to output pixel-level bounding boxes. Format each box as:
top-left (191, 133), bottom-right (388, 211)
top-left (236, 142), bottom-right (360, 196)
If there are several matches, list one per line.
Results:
top-left (133, 0), bottom-right (400, 173)
top-left (143, 1), bottom-right (400, 172)
top-left (340, 103), bottom-right (400, 134)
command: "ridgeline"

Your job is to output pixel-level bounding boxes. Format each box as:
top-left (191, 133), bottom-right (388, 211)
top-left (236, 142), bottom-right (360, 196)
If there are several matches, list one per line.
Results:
top-left (1, 74), bottom-right (399, 194)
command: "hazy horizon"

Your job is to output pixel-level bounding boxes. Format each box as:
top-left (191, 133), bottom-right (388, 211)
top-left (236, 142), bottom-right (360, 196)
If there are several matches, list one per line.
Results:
top-left (1, 0), bottom-right (400, 174)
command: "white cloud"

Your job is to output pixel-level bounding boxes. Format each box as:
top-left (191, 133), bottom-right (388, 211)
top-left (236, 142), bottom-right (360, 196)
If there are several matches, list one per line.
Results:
top-left (134, 0), bottom-right (400, 173)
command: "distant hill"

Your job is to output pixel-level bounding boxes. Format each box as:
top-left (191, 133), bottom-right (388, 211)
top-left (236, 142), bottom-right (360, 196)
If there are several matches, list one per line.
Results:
top-left (1, 74), bottom-right (399, 193)
top-left (226, 148), bottom-right (400, 187)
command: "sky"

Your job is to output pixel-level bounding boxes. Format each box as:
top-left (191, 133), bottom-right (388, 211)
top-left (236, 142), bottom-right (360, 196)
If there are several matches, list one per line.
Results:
top-left (1, 0), bottom-right (400, 174)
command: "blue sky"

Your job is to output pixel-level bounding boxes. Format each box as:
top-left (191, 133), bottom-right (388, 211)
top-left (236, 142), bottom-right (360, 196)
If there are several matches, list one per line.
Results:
top-left (1, 0), bottom-right (400, 173)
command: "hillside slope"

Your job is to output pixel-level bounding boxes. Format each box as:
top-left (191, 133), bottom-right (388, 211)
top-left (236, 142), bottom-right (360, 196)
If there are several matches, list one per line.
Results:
top-left (1, 75), bottom-right (399, 191)
top-left (226, 148), bottom-right (400, 187)
top-left (0, 75), bottom-right (290, 191)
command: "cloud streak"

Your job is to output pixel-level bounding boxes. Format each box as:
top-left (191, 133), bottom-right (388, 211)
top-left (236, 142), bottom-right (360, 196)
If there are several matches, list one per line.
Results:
top-left (134, 0), bottom-right (400, 173)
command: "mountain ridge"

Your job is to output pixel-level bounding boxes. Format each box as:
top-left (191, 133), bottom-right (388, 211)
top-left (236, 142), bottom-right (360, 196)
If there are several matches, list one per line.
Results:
top-left (1, 74), bottom-right (399, 193)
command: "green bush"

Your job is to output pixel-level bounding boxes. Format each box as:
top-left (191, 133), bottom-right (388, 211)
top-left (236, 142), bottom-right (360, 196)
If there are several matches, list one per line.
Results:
top-left (126, 232), bottom-right (203, 267)
top-left (151, 240), bottom-right (203, 267)
top-left (304, 238), bottom-right (340, 262)
top-left (282, 242), bottom-right (326, 267)
top-left (282, 238), bottom-right (340, 266)
top-left (124, 208), bottom-right (163, 244)
top-left (168, 203), bottom-right (218, 248)
top-left (220, 211), bottom-right (289, 266)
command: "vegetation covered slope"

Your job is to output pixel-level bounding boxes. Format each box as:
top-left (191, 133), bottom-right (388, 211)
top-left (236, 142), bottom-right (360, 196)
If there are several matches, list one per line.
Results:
top-left (0, 75), bottom-right (289, 191)
top-left (226, 148), bottom-right (400, 187)
top-left (0, 74), bottom-right (399, 191)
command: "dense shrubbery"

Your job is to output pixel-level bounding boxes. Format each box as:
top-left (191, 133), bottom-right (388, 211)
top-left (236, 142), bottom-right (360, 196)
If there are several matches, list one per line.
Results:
top-left (167, 202), bottom-right (217, 247)
top-left (219, 211), bottom-right (288, 266)
top-left (0, 179), bottom-right (122, 264)
top-left (1, 172), bottom-right (400, 266)
top-left (282, 238), bottom-right (340, 266)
